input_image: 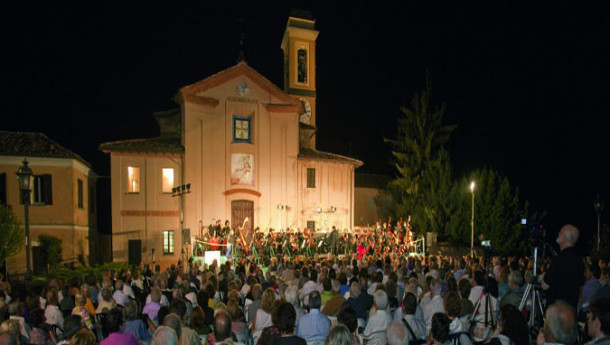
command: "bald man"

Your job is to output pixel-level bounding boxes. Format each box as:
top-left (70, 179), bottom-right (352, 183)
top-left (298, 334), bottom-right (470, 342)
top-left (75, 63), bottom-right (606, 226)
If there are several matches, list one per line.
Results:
top-left (542, 224), bottom-right (585, 309)
top-left (537, 301), bottom-right (578, 345)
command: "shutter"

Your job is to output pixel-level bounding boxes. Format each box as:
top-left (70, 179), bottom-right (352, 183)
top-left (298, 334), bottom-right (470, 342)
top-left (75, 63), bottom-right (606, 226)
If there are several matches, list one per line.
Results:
top-left (0, 173), bottom-right (5, 205)
top-left (43, 174), bottom-right (53, 205)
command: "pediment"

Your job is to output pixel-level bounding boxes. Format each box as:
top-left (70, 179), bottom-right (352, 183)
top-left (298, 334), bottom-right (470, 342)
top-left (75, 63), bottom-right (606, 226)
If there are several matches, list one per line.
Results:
top-left (176, 62), bottom-right (299, 107)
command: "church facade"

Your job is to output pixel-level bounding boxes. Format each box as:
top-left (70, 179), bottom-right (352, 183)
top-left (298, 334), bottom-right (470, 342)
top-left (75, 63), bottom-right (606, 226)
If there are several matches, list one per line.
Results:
top-left (101, 12), bottom-right (362, 266)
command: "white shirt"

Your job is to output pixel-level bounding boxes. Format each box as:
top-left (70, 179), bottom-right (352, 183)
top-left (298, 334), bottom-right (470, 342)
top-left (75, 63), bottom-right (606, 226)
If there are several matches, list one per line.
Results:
top-left (299, 280), bottom-right (322, 305)
top-left (364, 309), bottom-right (392, 336)
top-left (402, 315), bottom-right (427, 341)
top-left (420, 293), bottom-right (444, 330)
top-left (468, 285), bottom-right (484, 305)
top-left (113, 290), bottom-right (129, 307)
top-left (146, 293), bottom-right (170, 307)
top-left (45, 305), bottom-right (64, 328)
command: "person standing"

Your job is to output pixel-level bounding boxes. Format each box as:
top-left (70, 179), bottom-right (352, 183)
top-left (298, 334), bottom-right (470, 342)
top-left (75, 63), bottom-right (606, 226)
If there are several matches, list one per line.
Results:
top-left (542, 224), bottom-right (585, 310)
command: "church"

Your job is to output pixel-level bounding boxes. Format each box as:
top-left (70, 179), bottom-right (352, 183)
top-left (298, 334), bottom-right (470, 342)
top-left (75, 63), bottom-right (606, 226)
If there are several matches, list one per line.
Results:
top-left (100, 10), bottom-right (362, 267)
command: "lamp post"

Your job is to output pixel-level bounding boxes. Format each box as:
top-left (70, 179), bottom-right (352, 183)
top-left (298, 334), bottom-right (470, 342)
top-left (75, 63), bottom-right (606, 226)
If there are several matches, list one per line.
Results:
top-left (470, 181), bottom-right (475, 258)
top-left (594, 195), bottom-right (604, 251)
top-left (16, 159), bottom-right (33, 280)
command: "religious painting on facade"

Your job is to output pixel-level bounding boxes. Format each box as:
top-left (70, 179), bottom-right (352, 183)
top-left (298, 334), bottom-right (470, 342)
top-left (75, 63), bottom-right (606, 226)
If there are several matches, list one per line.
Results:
top-left (231, 153), bottom-right (254, 185)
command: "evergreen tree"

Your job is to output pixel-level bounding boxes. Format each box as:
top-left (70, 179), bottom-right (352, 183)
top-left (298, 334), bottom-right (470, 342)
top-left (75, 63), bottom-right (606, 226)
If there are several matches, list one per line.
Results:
top-left (386, 75), bottom-right (456, 237)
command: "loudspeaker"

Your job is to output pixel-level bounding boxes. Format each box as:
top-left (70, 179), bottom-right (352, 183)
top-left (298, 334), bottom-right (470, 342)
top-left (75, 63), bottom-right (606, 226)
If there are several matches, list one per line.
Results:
top-left (128, 239), bottom-right (142, 267)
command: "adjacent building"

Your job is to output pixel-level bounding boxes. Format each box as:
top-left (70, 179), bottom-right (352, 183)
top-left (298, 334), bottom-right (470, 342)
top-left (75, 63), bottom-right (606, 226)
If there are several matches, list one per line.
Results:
top-left (0, 131), bottom-right (98, 275)
top-left (100, 11), bottom-right (362, 267)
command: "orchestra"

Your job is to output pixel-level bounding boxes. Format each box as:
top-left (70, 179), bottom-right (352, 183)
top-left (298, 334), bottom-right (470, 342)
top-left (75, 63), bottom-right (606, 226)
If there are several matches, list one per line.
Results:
top-left (192, 215), bottom-right (422, 261)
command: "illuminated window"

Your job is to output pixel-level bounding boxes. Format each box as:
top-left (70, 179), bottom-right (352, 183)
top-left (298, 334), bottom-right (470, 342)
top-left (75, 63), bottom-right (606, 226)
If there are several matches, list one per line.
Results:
top-left (163, 230), bottom-right (174, 254)
top-left (307, 168), bottom-right (316, 188)
top-left (233, 115), bottom-right (251, 143)
top-left (297, 48), bottom-right (308, 83)
top-left (127, 166), bottom-right (140, 193)
top-left (162, 168), bottom-right (174, 193)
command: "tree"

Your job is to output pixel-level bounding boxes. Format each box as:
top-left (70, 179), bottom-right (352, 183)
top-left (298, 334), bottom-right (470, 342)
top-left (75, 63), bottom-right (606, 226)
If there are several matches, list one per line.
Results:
top-left (386, 74), bottom-right (456, 237)
top-left (0, 205), bottom-right (24, 266)
top-left (38, 235), bottom-right (62, 269)
top-left (448, 168), bottom-right (527, 256)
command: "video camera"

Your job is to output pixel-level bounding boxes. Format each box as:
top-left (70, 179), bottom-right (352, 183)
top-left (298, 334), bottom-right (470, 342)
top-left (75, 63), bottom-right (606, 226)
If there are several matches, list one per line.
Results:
top-left (521, 211), bottom-right (547, 247)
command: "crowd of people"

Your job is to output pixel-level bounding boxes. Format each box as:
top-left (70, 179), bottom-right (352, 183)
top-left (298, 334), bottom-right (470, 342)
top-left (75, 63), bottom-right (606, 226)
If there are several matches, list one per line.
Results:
top-left (0, 224), bottom-right (609, 345)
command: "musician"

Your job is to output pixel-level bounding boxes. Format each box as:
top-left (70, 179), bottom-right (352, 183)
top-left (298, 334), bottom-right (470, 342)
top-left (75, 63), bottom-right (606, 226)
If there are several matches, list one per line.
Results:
top-left (329, 226), bottom-right (340, 255)
top-left (227, 227), bottom-right (236, 258)
top-left (222, 220), bottom-right (231, 237)
top-left (207, 221), bottom-right (215, 238)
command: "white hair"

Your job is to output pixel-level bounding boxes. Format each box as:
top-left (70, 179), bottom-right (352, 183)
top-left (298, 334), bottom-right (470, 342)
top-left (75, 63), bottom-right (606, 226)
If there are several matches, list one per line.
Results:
top-left (386, 321), bottom-right (409, 345)
top-left (152, 326), bottom-right (178, 345)
top-left (374, 289), bottom-right (388, 310)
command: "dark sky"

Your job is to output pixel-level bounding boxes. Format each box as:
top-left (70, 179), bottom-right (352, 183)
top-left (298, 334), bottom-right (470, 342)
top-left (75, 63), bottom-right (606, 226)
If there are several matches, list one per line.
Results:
top-left (1, 2), bottom-right (609, 250)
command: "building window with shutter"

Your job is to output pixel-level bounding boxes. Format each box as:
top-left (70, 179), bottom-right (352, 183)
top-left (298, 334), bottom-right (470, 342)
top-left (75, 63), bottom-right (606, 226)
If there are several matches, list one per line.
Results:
top-left (163, 230), bottom-right (174, 254)
top-left (77, 179), bottom-right (83, 209)
top-left (127, 166), bottom-right (140, 193)
top-left (307, 168), bottom-right (316, 188)
top-left (0, 173), bottom-right (6, 205)
top-left (32, 174), bottom-right (53, 205)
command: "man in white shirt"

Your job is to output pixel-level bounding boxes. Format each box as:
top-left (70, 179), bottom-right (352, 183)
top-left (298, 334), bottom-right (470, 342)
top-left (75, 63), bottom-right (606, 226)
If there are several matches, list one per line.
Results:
top-left (401, 293), bottom-right (426, 341)
top-left (299, 269), bottom-right (322, 305)
top-left (420, 277), bottom-right (444, 330)
top-left (364, 290), bottom-right (392, 336)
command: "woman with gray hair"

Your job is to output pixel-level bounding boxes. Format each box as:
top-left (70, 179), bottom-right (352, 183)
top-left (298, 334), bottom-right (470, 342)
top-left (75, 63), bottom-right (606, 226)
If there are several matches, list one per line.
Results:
top-left (151, 326), bottom-right (178, 345)
top-left (363, 290), bottom-right (391, 337)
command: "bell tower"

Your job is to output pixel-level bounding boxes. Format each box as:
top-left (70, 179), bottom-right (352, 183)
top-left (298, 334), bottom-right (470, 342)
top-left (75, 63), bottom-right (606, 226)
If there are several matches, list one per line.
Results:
top-left (281, 8), bottom-right (319, 148)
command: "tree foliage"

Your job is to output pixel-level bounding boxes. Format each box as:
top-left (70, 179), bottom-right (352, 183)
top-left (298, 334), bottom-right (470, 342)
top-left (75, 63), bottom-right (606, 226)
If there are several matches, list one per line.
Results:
top-left (447, 169), bottom-right (527, 255)
top-left (38, 234), bottom-right (63, 268)
top-left (386, 74), bottom-right (456, 236)
top-left (0, 205), bottom-right (24, 265)
top-left (387, 77), bottom-right (527, 255)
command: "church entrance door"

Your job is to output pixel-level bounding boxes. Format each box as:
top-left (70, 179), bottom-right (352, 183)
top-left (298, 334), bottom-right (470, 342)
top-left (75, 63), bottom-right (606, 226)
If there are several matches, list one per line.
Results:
top-left (231, 200), bottom-right (254, 245)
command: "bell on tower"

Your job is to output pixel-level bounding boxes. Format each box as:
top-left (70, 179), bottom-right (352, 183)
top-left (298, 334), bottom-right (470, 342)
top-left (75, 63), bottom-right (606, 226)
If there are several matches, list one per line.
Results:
top-left (281, 8), bottom-right (319, 148)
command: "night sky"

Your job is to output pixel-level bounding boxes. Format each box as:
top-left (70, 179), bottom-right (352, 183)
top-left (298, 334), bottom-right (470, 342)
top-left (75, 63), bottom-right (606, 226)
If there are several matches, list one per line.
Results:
top-left (2, 2), bottom-right (609, 251)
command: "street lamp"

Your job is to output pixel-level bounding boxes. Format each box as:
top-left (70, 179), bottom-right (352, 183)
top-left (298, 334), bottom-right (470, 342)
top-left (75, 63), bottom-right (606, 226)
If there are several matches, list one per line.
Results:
top-left (16, 159), bottom-right (33, 280)
top-left (594, 195), bottom-right (604, 251)
top-left (470, 181), bottom-right (475, 258)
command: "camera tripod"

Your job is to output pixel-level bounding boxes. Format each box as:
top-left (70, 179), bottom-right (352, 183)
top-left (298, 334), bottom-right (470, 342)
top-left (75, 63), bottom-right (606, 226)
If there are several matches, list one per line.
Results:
top-left (518, 245), bottom-right (546, 330)
top-left (469, 251), bottom-right (497, 342)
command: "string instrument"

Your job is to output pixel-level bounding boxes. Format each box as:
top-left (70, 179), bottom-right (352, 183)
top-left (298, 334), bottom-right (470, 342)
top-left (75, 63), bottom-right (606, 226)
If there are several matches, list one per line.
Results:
top-left (236, 217), bottom-right (250, 255)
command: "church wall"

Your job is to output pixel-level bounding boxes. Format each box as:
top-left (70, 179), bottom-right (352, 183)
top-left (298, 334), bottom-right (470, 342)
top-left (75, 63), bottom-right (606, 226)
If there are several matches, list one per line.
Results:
top-left (183, 75), bottom-right (300, 235)
top-left (297, 160), bottom-right (354, 230)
